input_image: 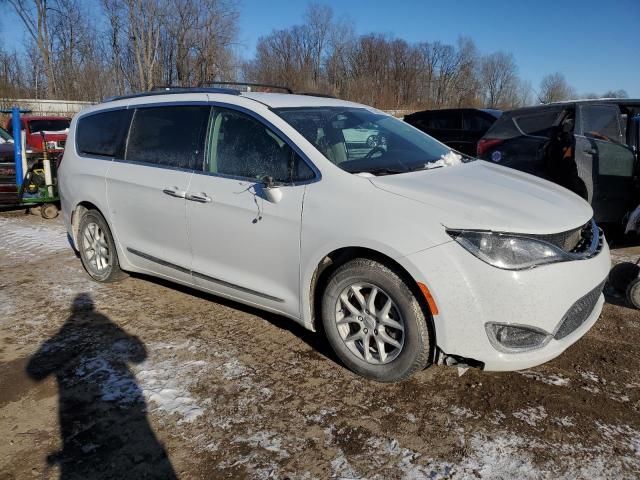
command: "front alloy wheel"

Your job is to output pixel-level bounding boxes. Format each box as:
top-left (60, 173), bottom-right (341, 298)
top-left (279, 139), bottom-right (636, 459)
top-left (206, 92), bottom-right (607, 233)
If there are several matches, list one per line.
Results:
top-left (322, 258), bottom-right (432, 382)
top-left (335, 282), bottom-right (405, 364)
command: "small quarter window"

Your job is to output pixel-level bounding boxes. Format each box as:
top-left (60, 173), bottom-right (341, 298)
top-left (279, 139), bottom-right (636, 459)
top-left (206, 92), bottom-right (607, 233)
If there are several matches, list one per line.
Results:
top-left (77, 109), bottom-right (132, 158)
top-left (126, 105), bottom-right (210, 170)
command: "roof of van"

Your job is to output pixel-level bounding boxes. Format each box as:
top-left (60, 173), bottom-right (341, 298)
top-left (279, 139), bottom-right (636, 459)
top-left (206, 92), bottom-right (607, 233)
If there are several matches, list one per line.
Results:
top-left (102, 87), bottom-right (374, 111)
top-left (239, 92), bottom-right (365, 109)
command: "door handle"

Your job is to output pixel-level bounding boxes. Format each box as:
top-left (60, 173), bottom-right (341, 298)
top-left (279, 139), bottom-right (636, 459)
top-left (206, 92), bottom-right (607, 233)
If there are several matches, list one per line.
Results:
top-left (162, 187), bottom-right (186, 198)
top-left (185, 192), bottom-right (212, 203)
top-left (584, 148), bottom-right (597, 155)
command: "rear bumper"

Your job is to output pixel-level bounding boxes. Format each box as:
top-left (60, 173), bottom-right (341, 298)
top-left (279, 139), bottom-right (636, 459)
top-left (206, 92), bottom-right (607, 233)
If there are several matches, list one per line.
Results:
top-left (401, 237), bottom-right (611, 371)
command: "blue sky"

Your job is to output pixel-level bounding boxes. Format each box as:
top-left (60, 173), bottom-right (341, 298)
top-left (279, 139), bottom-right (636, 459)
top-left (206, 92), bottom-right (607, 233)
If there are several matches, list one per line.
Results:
top-left (3, 0), bottom-right (639, 97)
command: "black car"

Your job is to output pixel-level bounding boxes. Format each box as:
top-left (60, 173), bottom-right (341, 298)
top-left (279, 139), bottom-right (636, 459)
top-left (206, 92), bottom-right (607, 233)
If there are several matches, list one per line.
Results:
top-left (477, 99), bottom-right (640, 226)
top-left (0, 126), bottom-right (18, 206)
top-left (404, 108), bottom-right (502, 156)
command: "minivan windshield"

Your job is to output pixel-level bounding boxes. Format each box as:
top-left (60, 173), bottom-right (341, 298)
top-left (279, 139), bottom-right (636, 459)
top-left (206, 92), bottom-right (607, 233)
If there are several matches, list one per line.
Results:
top-left (28, 119), bottom-right (70, 134)
top-left (275, 107), bottom-right (468, 175)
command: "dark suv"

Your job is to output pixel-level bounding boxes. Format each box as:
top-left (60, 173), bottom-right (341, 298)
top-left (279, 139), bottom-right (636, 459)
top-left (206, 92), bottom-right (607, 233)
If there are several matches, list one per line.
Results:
top-left (404, 108), bottom-right (501, 156)
top-left (478, 100), bottom-right (640, 226)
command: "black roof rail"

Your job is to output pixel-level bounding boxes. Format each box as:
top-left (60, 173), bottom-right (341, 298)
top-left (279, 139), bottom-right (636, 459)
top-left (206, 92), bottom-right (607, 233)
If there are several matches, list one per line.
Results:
top-left (104, 85), bottom-right (240, 102)
top-left (200, 81), bottom-right (293, 94)
top-left (297, 92), bottom-right (337, 99)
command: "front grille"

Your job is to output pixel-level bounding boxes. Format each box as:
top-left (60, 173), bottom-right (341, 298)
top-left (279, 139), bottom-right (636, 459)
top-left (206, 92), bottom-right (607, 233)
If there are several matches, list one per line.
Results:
top-left (554, 279), bottom-right (605, 340)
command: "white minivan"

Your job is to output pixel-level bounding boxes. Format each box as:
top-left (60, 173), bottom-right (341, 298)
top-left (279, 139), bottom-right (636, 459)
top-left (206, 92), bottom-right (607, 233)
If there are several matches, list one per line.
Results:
top-left (59, 87), bottom-right (611, 382)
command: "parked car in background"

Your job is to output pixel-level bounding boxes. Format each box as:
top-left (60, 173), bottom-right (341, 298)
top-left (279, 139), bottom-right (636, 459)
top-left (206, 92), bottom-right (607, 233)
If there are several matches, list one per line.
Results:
top-left (404, 108), bottom-right (501, 156)
top-left (0, 126), bottom-right (14, 159)
top-left (477, 99), bottom-right (640, 227)
top-left (342, 122), bottom-right (386, 148)
top-left (3, 115), bottom-right (71, 154)
top-left (60, 86), bottom-right (609, 382)
top-left (0, 127), bottom-right (17, 206)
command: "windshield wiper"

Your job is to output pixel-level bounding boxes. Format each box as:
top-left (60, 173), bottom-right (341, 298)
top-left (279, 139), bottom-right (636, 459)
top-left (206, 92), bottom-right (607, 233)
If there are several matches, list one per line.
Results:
top-left (356, 167), bottom-right (407, 176)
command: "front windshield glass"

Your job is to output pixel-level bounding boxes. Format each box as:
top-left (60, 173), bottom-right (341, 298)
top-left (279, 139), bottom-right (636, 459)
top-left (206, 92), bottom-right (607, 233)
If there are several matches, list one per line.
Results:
top-left (28, 119), bottom-right (70, 134)
top-left (275, 107), bottom-right (470, 175)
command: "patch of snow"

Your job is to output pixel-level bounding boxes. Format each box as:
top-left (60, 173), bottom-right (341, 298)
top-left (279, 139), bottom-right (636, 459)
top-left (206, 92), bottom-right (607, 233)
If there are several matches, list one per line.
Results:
top-left (580, 370), bottom-right (604, 384)
top-left (424, 150), bottom-right (463, 169)
top-left (519, 370), bottom-right (571, 386)
top-left (235, 431), bottom-right (290, 459)
top-left (458, 433), bottom-right (539, 479)
top-left (553, 416), bottom-right (575, 428)
top-left (136, 358), bottom-right (207, 422)
top-left (0, 216), bottom-right (69, 260)
top-left (365, 437), bottom-right (453, 479)
top-left (330, 452), bottom-right (360, 479)
top-left (513, 406), bottom-right (547, 427)
top-left (306, 408), bottom-right (336, 423)
top-left (450, 406), bottom-right (478, 419)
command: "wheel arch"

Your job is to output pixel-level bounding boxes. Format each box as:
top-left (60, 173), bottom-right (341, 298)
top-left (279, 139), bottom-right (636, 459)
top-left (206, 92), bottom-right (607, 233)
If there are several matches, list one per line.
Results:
top-left (305, 246), bottom-right (437, 348)
top-left (71, 201), bottom-right (102, 249)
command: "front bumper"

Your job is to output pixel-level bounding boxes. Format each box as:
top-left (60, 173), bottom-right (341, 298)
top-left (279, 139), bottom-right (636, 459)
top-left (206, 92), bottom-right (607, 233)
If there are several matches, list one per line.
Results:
top-left (401, 236), bottom-right (611, 371)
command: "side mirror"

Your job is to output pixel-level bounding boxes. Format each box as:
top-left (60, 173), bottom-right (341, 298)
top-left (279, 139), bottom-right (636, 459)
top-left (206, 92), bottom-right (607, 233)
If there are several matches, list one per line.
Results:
top-left (260, 175), bottom-right (282, 204)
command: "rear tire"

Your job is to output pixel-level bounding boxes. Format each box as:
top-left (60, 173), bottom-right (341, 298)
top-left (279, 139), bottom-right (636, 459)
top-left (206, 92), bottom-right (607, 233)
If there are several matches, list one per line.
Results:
top-left (609, 262), bottom-right (640, 293)
top-left (321, 258), bottom-right (432, 382)
top-left (627, 278), bottom-right (640, 309)
top-left (78, 210), bottom-right (127, 282)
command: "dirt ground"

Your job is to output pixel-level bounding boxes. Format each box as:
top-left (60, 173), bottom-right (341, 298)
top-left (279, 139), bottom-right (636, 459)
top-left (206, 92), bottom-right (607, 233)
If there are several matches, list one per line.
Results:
top-left (0, 210), bottom-right (639, 480)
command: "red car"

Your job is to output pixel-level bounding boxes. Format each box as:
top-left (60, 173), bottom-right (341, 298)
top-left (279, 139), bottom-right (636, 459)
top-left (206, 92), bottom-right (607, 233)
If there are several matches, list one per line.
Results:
top-left (3, 115), bottom-right (71, 154)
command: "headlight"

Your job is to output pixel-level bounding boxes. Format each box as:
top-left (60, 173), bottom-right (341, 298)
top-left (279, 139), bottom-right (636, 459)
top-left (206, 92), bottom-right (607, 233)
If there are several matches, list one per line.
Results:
top-left (447, 230), bottom-right (570, 270)
top-left (485, 323), bottom-right (551, 352)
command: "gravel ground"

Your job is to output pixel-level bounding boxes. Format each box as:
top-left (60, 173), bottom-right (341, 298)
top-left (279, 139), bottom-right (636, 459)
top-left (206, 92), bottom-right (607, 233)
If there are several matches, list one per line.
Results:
top-left (0, 211), bottom-right (639, 479)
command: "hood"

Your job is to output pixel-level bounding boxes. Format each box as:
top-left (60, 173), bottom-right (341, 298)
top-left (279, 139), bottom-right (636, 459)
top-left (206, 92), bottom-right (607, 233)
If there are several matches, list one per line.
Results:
top-left (370, 161), bottom-right (593, 234)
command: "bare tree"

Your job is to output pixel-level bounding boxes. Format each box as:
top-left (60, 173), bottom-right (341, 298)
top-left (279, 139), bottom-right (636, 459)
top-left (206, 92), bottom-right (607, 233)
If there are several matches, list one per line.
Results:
top-left (601, 89), bottom-right (628, 99)
top-left (538, 72), bottom-right (574, 104)
top-left (5, 0), bottom-right (57, 95)
top-left (479, 51), bottom-right (518, 108)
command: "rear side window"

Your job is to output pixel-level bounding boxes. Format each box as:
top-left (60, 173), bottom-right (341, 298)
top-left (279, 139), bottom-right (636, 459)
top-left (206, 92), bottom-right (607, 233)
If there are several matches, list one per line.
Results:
top-left (126, 105), bottom-right (210, 170)
top-left (514, 109), bottom-right (562, 138)
top-left (77, 109), bottom-right (132, 158)
top-left (463, 112), bottom-right (493, 131)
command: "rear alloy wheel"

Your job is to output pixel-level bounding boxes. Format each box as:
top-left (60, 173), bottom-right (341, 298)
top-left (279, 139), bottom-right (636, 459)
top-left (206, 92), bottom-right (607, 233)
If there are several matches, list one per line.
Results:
top-left (322, 258), bottom-right (432, 382)
top-left (78, 210), bottom-right (127, 282)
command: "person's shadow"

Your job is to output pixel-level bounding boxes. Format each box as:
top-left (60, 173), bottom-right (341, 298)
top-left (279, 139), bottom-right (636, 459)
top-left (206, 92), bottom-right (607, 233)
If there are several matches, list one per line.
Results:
top-left (27, 293), bottom-right (177, 479)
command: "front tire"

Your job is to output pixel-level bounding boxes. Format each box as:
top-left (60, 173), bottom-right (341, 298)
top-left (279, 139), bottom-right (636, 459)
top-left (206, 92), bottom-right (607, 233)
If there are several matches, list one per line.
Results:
top-left (78, 210), bottom-right (127, 282)
top-left (321, 258), bottom-right (432, 382)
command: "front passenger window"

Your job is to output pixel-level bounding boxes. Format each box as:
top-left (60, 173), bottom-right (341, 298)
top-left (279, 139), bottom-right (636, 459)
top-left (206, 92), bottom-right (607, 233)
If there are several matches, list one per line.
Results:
top-left (207, 108), bottom-right (314, 183)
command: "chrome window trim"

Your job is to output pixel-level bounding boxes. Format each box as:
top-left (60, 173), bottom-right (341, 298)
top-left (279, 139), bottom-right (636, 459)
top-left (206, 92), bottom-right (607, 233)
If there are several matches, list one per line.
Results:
top-left (75, 100), bottom-right (321, 185)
